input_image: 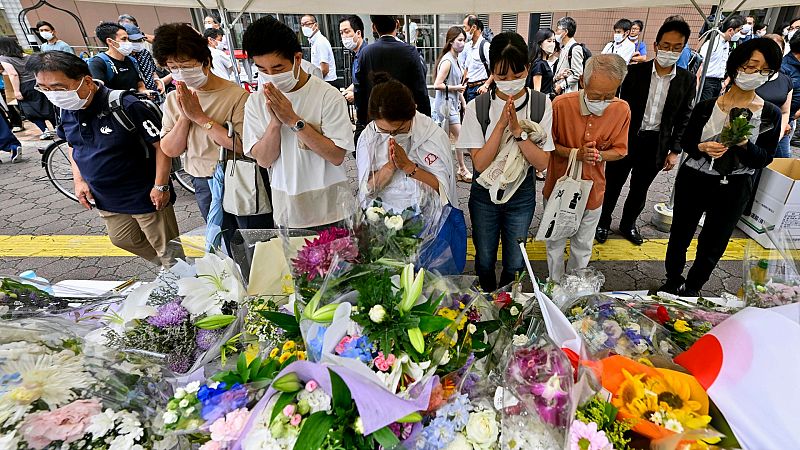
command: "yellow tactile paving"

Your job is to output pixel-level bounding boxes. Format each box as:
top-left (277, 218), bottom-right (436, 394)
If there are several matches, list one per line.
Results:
top-left (0, 235), bottom-right (790, 261)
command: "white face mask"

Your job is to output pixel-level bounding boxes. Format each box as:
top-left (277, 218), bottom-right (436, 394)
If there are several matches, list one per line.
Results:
top-left (130, 42), bottom-right (145, 53)
top-left (342, 36), bottom-right (358, 51)
top-left (495, 78), bottom-right (526, 97)
top-left (555, 32), bottom-right (565, 43)
top-left (115, 41), bottom-right (134, 56)
top-left (789, 29), bottom-right (798, 41)
top-left (735, 71), bottom-right (769, 91)
top-left (542, 41), bottom-right (556, 54)
top-left (261, 59), bottom-right (299, 93)
top-left (730, 32), bottom-right (741, 42)
top-left (302, 26), bottom-right (314, 38)
top-left (584, 94), bottom-right (612, 116)
top-left (629, 35), bottom-right (637, 41)
top-left (741, 24), bottom-right (753, 35)
top-left (452, 40), bottom-right (465, 53)
top-left (204, 24), bottom-right (214, 30)
top-left (656, 50), bottom-right (681, 68)
top-left (40, 31), bottom-right (54, 41)
top-left (216, 39), bottom-right (228, 51)
top-left (42, 77), bottom-right (89, 111)
top-left (172, 66), bottom-right (209, 89)
top-left (613, 33), bottom-right (625, 44)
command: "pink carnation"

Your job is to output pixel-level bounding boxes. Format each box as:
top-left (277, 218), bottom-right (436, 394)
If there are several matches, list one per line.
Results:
top-left (305, 380), bottom-right (318, 392)
top-left (282, 404), bottom-right (296, 417)
top-left (290, 414), bottom-right (303, 426)
top-left (209, 408), bottom-right (251, 443)
top-left (335, 336), bottom-right (353, 355)
top-left (374, 352), bottom-right (396, 372)
top-left (19, 399), bottom-right (102, 449)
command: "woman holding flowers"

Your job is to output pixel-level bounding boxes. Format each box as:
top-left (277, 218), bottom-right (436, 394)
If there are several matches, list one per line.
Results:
top-left (356, 72), bottom-right (456, 214)
top-left (457, 32), bottom-right (554, 291)
top-left (663, 38), bottom-right (783, 297)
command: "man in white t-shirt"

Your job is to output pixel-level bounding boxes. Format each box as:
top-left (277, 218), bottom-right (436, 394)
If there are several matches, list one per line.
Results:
top-left (601, 19), bottom-right (637, 64)
top-left (461, 15), bottom-right (492, 103)
top-left (301, 14), bottom-right (339, 88)
top-left (243, 16), bottom-right (353, 230)
top-left (204, 28), bottom-right (236, 81)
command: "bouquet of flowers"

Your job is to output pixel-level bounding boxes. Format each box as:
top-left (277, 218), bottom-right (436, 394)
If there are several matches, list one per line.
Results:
top-left (356, 200), bottom-right (425, 264)
top-left (742, 233), bottom-right (800, 308)
top-left (290, 227), bottom-right (359, 302)
top-left (94, 253), bottom-right (246, 374)
top-left (571, 394), bottom-right (634, 450)
top-left (412, 392), bottom-right (500, 450)
top-left (564, 294), bottom-right (681, 359)
top-left (498, 334), bottom-right (574, 450)
top-left (600, 355), bottom-right (716, 446)
top-left (0, 318), bottom-right (174, 449)
top-left (631, 299), bottom-right (726, 350)
top-left (0, 276), bottom-right (120, 320)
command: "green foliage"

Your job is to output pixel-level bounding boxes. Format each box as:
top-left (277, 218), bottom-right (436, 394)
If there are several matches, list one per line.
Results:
top-left (259, 310), bottom-right (301, 339)
top-left (212, 352), bottom-right (292, 388)
top-left (575, 395), bottom-right (635, 450)
top-left (293, 411), bottom-right (335, 450)
top-left (720, 115), bottom-right (755, 147)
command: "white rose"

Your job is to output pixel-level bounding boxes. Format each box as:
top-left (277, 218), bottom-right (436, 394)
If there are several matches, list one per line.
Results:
top-left (512, 334), bottom-right (528, 346)
top-left (368, 305), bottom-right (386, 323)
top-left (178, 399), bottom-right (189, 408)
top-left (173, 388), bottom-right (186, 400)
top-left (384, 215), bottom-right (404, 231)
top-left (366, 206), bottom-right (386, 222)
top-left (162, 411), bottom-right (178, 425)
top-left (445, 433), bottom-right (472, 450)
top-left (467, 324), bottom-right (477, 335)
top-left (465, 410), bottom-right (499, 449)
top-left (509, 306), bottom-right (519, 316)
top-left (185, 381), bottom-right (201, 393)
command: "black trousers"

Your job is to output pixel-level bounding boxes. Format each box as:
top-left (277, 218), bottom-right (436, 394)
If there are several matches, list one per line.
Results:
top-left (599, 130), bottom-right (662, 230)
top-left (664, 166), bottom-right (753, 291)
top-left (699, 77), bottom-right (723, 102)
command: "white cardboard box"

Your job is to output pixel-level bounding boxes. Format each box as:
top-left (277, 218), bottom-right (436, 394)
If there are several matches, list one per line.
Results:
top-left (738, 159), bottom-right (800, 249)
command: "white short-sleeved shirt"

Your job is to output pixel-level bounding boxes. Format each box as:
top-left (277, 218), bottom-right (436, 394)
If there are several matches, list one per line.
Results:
top-left (458, 90), bottom-right (556, 153)
top-left (699, 38), bottom-right (730, 79)
top-left (209, 46), bottom-right (235, 81)
top-left (309, 33), bottom-right (337, 82)
top-left (462, 36), bottom-right (490, 82)
top-left (243, 76), bottom-right (354, 228)
top-left (601, 39), bottom-right (636, 64)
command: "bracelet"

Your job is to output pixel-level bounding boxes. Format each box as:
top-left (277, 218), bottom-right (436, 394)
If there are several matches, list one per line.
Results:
top-left (406, 163), bottom-right (418, 178)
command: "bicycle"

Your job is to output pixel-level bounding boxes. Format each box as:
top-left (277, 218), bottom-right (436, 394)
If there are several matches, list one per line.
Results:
top-left (41, 139), bottom-right (195, 203)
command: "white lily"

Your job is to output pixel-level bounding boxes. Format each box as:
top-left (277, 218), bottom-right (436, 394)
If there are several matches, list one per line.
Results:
top-left (398, 263), bottom-right (425, 314)
top-left (105, 282), bottom-right (158, 334)
top-left (178, 253), bottom-right (245, 317)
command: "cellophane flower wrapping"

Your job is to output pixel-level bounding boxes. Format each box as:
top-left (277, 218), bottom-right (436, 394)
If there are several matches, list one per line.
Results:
top-left (85, 252), bottom-right (246, 376)
top-left (546, 267), bottom-right (606, 309)
top-left (621, 296), bottom-right (731, 350)
top-left (498, 334), bottom-right (574, 450)
top-left (0, 317), bottom-right (177, 449)
top-left (743, 230), bottom-right (800, 307)
top-left (564, 294), bottom-right (682, 359)
top-left (0, 275), bottom-right (123, 320)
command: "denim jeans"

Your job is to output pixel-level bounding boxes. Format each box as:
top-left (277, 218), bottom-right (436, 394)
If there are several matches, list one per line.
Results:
top-left (776, 119), bottom-right (795, 158)
top-left (469, 170), bottom-right (536, 292)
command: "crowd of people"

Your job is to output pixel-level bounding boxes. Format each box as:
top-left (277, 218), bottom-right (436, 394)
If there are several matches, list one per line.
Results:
top-left (8, 11), bottom-right (800, 296)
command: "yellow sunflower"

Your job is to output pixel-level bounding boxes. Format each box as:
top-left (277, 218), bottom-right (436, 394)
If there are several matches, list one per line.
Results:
top-left (614, 369), bottom-right (646, 410)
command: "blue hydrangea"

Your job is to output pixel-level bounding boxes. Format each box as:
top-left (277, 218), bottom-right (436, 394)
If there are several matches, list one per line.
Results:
top-left (420, 416), bottom-right (457, 450)
top-left (339, 335), bottom-right (374, 364)
top-left (307, 326), bottom-right (327, 362)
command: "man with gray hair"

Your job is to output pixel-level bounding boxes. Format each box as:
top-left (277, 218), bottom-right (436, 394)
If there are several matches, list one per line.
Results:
top-left (542, 54), bottom-right (632, 281)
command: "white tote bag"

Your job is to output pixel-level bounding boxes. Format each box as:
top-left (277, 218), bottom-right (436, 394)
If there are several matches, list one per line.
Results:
top-left (535, 148), bottom-right (593, 241)
top-left (222, 130), bottom-right (272, 217)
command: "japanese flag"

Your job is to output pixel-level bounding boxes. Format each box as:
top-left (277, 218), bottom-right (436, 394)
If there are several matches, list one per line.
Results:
top-left (675, 304), bottom-right (800, 449)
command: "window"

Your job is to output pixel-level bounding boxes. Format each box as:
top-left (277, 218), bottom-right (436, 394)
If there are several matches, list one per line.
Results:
top-left (502, 14), bottom-right (517, 33)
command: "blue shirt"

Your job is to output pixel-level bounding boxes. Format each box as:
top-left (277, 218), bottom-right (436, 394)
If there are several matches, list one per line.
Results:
top-left (677, 46), bottom-right (692, 70)
top-left (634, 40), bottom-right (647, 58)
top-left (41, 40), bottom-right (74, 54)
top-left (57, 86), bottom-right (172, 214)
top-left (351, 41), bottom-right (367, 86)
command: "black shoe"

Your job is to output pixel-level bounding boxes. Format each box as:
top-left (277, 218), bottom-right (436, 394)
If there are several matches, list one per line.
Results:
top-left (620, 226), bottom-right (644, 246)
top-left (658, 278), bottom-right (684, 295)
top-left (595, 227), bottom-right (609, 244)
top-left (677, 285), bottom-right (700, 297)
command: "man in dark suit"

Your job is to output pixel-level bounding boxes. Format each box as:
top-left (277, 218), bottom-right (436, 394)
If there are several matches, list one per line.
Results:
top-left (354, 15), bottom-right (430, 130)
top-left (596, 19), bottom-right (696, 245)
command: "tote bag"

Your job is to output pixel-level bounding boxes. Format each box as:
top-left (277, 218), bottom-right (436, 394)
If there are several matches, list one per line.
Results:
top-left (535, 148), bottom-right (593, 241)
top-left (222, 127), bottom-right (272, 216)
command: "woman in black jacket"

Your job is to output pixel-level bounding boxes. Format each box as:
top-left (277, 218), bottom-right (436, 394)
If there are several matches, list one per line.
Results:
top-left (662, 38), bottom-right (783, 296)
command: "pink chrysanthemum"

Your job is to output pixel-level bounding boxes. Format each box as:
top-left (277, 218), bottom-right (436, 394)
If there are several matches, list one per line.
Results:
top-left (292, 227), bottom-right (358, 280)
top-left (569, 420), bottom-right (613, 450)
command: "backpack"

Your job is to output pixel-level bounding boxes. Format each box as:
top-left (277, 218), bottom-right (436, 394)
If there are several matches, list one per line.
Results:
top-left (477, 39), bottom-right (490, 75)
top-left (105, 90), bottom-right (162, 159)
top-left (567, 43), bottom-right (592, 73)
top-left (475, 88), bottom-right (547, 137)
top-left (686, 49), bottom-right (704, 76)
top-left (90, 53), bottom-right (143, 87)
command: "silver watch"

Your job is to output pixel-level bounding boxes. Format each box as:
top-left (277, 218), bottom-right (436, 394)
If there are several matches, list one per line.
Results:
top-left (153, 185), bottom-right (170, 192)
top-left (290, 120), bottom-right (306, 132)
top-left (514, 131), bottom-right (529, 142)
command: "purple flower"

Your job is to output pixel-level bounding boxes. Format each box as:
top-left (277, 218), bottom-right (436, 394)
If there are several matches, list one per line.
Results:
top-left (166, 352), bottom-right (193, 373)
top-left (147, 301), bottom-right (189, 328)
top-left (196, 329), bottom-right (221, 351)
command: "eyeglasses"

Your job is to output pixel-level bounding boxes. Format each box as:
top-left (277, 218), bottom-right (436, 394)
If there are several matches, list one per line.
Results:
top-left (300, 21), bottom-right (316, 27)
top-left (738, 67), bottom-right (776, 77)
top-left (35, 77), bottom-right (85, 93)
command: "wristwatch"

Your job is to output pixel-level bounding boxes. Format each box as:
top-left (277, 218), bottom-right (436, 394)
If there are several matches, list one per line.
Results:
top-left (202, 120), bottom-right (215, 130)
top-left (290, 120), bottom-right (306, 132)
top-left (514, 131), bottom-right (529, 142)
top-left (153, 185), bottom-right (170, 192)
top-left (597, 151), bottom-right (604, 163)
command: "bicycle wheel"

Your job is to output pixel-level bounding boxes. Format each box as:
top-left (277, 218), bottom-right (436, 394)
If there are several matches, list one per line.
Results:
top-left (172, 154), bottom-right (195, 194)
top-left (43, 139), bottom-right (79, 202)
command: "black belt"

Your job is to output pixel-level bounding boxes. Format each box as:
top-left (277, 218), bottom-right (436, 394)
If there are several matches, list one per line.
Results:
top-left (467, 79), bottom-right (488, 88)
